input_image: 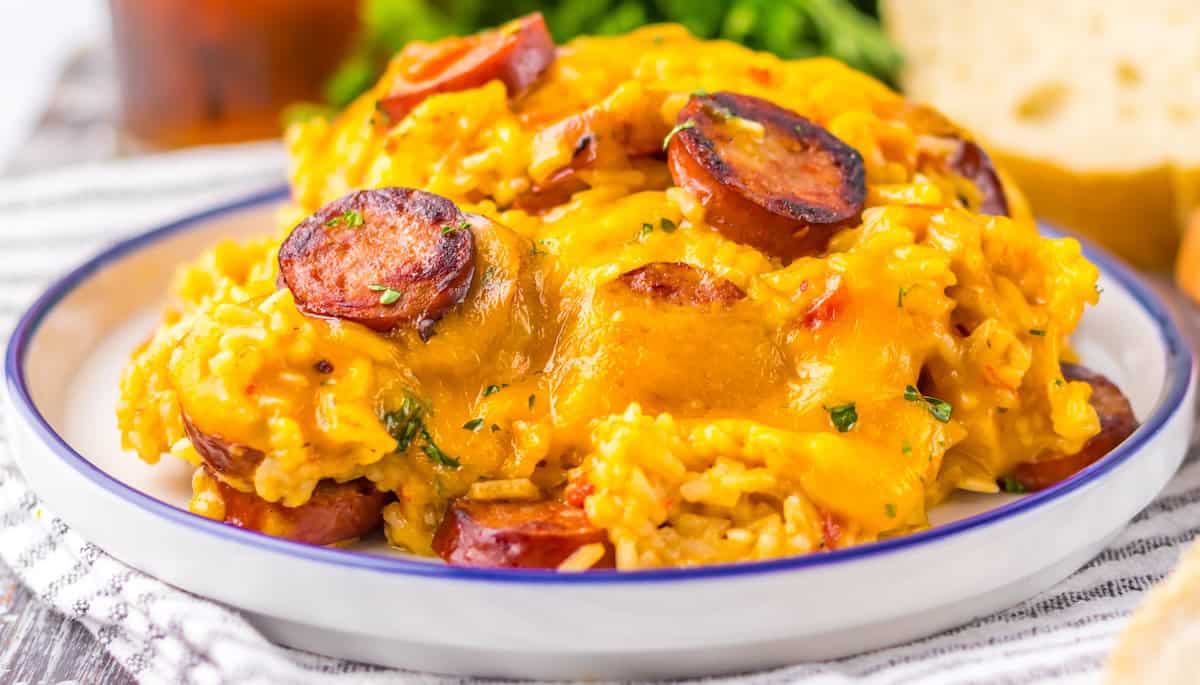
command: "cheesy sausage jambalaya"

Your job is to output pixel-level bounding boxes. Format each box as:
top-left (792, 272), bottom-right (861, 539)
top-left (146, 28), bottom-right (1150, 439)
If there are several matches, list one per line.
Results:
top-left (119, 15), bottom-right (1135, 571)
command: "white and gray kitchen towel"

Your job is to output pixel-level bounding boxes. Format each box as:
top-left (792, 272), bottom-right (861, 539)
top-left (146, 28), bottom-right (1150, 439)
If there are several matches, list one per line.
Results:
top-left (0, 144), bottom-right (1197, 685)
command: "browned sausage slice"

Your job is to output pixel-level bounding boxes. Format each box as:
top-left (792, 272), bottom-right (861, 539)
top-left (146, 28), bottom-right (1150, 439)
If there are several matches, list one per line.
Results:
top-left (1011, 363), bottom-right (1138, 491)
top-left (515, 90), bottom-right (669, 211)
top-left (947, 140), bottom-right (1009, 216)
top-left (433, 499), bottom-right (614, 569)
top-left (377, 13), bottom-right (556, 122)
top-left (211, 472), bottom-right (391, 545)
top-left (183, 412), bottom-right (263, 481)
top-left (279, 187), bottom-right (475, 337)
top-left (902, 104), bottom-right (1010, 217)
top-left (666, 92), bottom-right (866, 261)
top-left (616, 262), bottom-right (745, 306)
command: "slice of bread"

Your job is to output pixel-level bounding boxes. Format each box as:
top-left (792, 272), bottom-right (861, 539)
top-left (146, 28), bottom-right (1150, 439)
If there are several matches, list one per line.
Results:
top-left (1175, 208), bottom-right (1200, 301)
top-left (882, 0), bottom-right (1200, 270)
top-left (1106, 539), bottom-right (1200, 684)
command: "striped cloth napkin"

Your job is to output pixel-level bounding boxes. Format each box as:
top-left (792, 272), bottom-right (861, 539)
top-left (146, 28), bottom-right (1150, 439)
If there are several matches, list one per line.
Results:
top-left (0, 144), bottom-right (1197, 684)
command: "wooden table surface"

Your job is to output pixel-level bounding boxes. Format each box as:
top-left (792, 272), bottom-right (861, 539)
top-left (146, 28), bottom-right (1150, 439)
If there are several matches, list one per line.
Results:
top-left (0, 564), bottom-right (131, 684)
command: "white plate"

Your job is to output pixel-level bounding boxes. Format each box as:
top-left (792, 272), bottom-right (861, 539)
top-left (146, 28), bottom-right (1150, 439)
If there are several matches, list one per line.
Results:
top-left (4, 188), bottom-right (1195, 679)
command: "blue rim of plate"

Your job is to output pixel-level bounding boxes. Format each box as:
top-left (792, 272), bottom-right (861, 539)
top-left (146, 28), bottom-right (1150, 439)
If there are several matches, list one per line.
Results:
top-left (4, 185), bottom-right (1194, 584)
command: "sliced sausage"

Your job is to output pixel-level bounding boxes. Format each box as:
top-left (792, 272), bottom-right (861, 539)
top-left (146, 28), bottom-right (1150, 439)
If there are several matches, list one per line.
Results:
top-left (947, 140), bottom-right (1009, 216)
top-left (666, 92), bottom-right (866, 261)
top-left (514, 149), bottom-right (593, 211)
top-left (1011, 363), bottom-right (1138, 491)
top-left (433, 499), bottom-right (614, 569)
top-left (377, 12), bottom-right (555, 122)
top-left (279, 187), bottom-right (475, 337)
top-left (515, 89), bottom-right (669, 211)
top-left (903, 104), bottom-right (1010, 217)
top-left (211, 472), bottom-right (391, 545)
top-left (615, 262), bottom-right (745, 306)
top-left (183, 412), bottom-right (263, 480)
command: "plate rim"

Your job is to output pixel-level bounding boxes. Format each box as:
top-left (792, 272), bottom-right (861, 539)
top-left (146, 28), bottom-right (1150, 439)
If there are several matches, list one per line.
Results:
top-left (4, 184), bottom-right (1194, 584)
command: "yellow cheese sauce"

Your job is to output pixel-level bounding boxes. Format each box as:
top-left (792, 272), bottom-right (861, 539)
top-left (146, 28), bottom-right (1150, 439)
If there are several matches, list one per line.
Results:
top-left (118, 24), bottom-right (1101, 569)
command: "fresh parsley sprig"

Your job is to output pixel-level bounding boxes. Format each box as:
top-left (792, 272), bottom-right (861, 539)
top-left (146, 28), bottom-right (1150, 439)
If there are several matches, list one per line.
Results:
top-left (382, 394), bottom-right (461, 468)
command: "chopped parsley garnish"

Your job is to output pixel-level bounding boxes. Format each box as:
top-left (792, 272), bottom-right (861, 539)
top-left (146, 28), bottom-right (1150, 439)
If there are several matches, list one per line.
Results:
top-left (490, 423), bottom-right (501, 432)
top-left (690, 88), bottom-right (708, 97)
top-left (999, 476), bottom-right (1027, 494)
top-left (462, 418), bottom-right (484, 432)
top-left (884, 503), bottom-right (897, 518)
top-left (1028, 329), bottom-right (1046, 336)
top-left (897, 286), bottom-right (910, 308)
top-left (528, 394), bottom-right (536, 410)
top-left (382, 395), bottom-right (426, 452)
top-left (530, 240), bottom-right (548, 257)
top-left (442, 220), bottom-right (470, 236)
top-left (638, 223), bottom-right (654, 240)
top-left (904, 384), bottom-right (953, 423)
top-left (367, 284), bottom-right (402, 305)
top-left (1055, 378), bottom-right (1065, 387)
top-left (660, 218), bottom-right (678, 233)
top-left (1095, 284), bottom-right (1104, 295)
top-left (325, 209), bottom-right (364, 228)
top-left (662, 120), bottom-right (695, 150)
top-left (381, 394), bottom-right (460, 469)
top-left (824, 402), bottom-right (857, 432)
top-left (482, 383), bottom-right (508, 396)
top-left (422, 443), bottom-right (461, 468)
top-left (901, 441), bottom-right (912, 456)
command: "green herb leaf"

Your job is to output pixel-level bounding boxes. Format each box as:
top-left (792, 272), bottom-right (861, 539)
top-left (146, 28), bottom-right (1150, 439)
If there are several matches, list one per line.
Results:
top-left (382, 394), bottom-right (460, 468)
top-left (462, 418), bottom-right (485, 432)
top-left (638, 223), bottom-right (654, 240)
top-left (482, 383), bottom-right (508, 396)
top-left (442, 220), bottom-right (471, 236)
top-left (824, 402), bottom-right (857, 432)
top-left (897, 285), bottom-right (910, 308)
top-left (490, 423), bottom-right (500, 432)
top-left (662, 120), bottom-right (695, 150)
top-left (884, 503), bottom-right (897, 518)
top-left (903, 384), bottom-right (953, 423)
top-left (325, 209), bottom-right (364, 228)
top-left (660, 218), bottom-right (678, 233)
top-left (422, 438), bottom-right (461, 468)
top-left (1055, 378), bottom-right (1065, 387)
top-left (368, 285), bottom-right (402, 305)
top-left (690, 88), bottom-right (708, 97)
top-left (924, 397), bottom-right (952, 423)
top-left (1028, 329), bottom-right (1046, 337)
top-left (901, 441), bottom-right (912, 456)
top-left (999, 476), bottom-right (1027, 494)
top-left (382, 395), bottom-right (427, 453)
top-left (528, 394), bottom-right (536, 410)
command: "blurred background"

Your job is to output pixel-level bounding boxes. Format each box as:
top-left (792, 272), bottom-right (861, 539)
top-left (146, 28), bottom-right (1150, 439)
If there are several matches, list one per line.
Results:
top-left (3, 0), bottom-right (1197, 276)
